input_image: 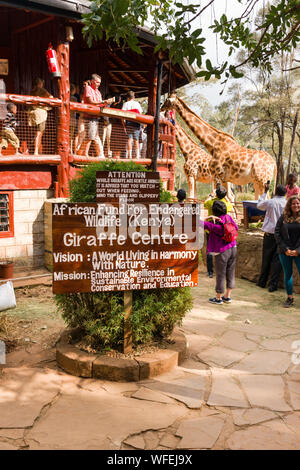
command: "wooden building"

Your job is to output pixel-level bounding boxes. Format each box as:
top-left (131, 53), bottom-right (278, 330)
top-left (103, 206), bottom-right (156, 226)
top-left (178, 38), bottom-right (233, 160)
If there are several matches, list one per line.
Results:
top-left (0, 0), bottom-right (194, 270)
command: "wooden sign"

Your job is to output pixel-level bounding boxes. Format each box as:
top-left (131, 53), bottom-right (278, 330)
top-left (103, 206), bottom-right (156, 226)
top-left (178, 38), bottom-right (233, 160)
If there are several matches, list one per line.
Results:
top-left (96, 171), bottom-right (160, 203)
top-left (101, 108), bottom-right (139, 120)
top-left (52, 202), bottom-right (200, 294)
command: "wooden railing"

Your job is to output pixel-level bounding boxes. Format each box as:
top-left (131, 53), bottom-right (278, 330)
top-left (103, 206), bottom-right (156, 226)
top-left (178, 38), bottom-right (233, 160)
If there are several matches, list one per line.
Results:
top-left (0, 93), bottom-right (177, 191)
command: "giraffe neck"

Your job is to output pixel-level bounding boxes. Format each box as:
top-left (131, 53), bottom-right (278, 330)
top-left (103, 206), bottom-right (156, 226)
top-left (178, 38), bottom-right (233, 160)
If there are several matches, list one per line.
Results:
top-left (175, 124), bottom-right (197, 161)
top-left (174, 97), bottom-right (234, 155)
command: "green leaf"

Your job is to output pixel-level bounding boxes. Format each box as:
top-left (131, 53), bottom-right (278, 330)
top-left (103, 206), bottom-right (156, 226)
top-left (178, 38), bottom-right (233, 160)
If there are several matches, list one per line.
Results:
top-left (206, 59), bottom-right (213, 70)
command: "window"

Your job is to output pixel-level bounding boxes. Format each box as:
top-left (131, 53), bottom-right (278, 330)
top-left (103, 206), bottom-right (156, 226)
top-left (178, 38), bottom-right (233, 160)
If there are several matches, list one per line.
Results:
top-left (0, 191), bottom-right (14, 238)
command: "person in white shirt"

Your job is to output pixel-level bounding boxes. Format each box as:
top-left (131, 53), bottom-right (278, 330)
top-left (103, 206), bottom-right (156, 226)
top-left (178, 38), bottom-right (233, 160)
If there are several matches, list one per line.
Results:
top-left (256, 183), bottom-right (287, 292)
top-left (122, 91), bottom-right (142, 159)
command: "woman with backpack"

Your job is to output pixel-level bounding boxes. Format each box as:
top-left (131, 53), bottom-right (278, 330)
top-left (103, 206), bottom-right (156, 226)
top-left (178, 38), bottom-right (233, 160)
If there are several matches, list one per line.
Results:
top-left (204, 200), bottom-right (239, 305)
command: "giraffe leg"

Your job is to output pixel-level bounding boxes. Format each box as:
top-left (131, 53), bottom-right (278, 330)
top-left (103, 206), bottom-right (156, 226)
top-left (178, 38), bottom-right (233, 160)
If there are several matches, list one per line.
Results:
top-left (225, 182), bottom-right (235, 203)
top-left (254, 182), bottom-right (264, 199)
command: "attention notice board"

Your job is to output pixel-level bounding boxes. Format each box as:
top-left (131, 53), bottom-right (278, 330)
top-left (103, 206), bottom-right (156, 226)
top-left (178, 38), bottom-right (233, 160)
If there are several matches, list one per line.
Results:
top-left (52, 202), bottom-right (200, 294)
top-left (96, 171), bottom-right (160, 203)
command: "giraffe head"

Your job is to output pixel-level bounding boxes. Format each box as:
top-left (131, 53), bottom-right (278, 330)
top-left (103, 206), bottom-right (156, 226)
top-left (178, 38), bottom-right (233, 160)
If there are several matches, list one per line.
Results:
top-left (161, 92), bottom-right (177, 111)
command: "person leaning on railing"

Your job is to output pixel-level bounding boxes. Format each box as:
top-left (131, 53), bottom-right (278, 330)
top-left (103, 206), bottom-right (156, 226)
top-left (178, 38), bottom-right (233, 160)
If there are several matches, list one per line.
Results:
top-left (122, 90), bottom-right (142, 159)
top-left (28, 78), bottom-right (53, 155)
top-left (0, 102), bottom-right (22, 156)
top-left (82, 74), bottom-right (114, 158)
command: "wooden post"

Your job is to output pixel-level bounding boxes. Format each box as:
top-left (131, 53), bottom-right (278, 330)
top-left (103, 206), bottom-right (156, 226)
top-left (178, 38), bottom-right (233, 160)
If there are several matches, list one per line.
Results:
top-left (123, 291), bottom-right (133, 353)
top-left (244, 205), bottom-right (249, 230)
top-left (152, 60), bottom-right (163, 171)
top-left (56, 27), bottom-right (70, 198)
top-left (147, 64), bottom-right (157, 159)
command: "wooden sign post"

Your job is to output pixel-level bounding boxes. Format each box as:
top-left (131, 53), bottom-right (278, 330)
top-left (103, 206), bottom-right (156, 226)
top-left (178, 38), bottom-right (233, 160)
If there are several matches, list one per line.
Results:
top-left (123, 291), bottom-right (133, 353)
top-left (52, 172), bottom-right (200, 355)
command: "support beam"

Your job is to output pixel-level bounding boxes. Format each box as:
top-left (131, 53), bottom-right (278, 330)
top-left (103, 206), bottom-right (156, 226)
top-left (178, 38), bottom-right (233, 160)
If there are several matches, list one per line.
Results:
top-left (152, 60), bottom-right (163, 171)
top-left (13, 16), bottom-right (54, 35)
top-left (108, 84), bottom-right (148, 89)
top-left (108, 70), bottom-right (150, 73)
top-left (56, 25), bottom-right (70, 198)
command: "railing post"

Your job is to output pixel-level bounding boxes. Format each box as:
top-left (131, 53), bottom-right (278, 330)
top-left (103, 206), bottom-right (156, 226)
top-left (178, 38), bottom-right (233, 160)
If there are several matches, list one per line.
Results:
top-left (169, 123), bottom-right (176, 191)
top-left (152, 60), bottom-right (163, 171)
top-left (147, 65), bottom-right (157, 159)
top-left (56, 29), bottom-right (70, 198)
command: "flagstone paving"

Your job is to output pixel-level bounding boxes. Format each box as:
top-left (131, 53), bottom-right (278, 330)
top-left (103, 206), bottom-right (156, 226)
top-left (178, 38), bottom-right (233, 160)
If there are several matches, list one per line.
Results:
top-left (0, 272), bottom-right (300, 450)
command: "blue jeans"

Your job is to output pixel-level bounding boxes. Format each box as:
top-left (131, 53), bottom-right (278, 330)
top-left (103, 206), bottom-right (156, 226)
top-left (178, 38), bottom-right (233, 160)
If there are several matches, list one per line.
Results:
top-left (279, 254), bottom-right (300, 296)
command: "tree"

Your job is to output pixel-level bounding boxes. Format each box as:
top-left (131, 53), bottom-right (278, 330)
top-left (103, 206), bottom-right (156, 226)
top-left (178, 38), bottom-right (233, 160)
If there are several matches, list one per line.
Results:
top-left (211, 52), bottom-right (300, 185)
top-left (82, 0), bottom-right (300, 81)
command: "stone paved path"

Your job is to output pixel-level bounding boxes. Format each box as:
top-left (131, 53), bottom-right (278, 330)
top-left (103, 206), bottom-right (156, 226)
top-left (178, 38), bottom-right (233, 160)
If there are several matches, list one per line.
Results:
top-left (0, 272), bottom-right (300, 450)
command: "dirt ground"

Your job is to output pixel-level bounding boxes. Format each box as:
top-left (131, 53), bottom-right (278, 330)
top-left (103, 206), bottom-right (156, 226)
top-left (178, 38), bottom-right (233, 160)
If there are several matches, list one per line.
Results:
top-left (1, 269), bottom-right (299, 367)
top-left (0, 269), bottom-right (299, 450)
top-left (0, 284), bottom-right (64, 365)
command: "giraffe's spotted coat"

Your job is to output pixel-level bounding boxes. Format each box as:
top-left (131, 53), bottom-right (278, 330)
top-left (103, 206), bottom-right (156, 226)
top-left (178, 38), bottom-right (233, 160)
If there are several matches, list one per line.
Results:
top-left (163, 94), bottom-right (277, 197)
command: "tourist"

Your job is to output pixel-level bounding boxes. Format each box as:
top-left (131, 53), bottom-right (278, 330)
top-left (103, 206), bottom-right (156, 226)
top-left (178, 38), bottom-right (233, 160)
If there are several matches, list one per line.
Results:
top-left (165, 109), bottom-right (175, 126)
top-left (204, 200), bottom-right (238, 305)
top-left (204, 185), bottom-right (234, 278)
top-left (0, 103), bottom-right (21, 155)
top-left (286, 173), bottom-right (300, 199)
top-left (177, 188), bottom-right (186, 203)
top-left (256, 183), bottom-right (287, 292)
top-left (28, 78), bottom-right (52, 155)
top-left (83, 74), bottom-right (114, 157)
top-left (139, 125), bottom-right (147, 159)
top-left (275, 195), bottom-right (300, 308)
top-left (122, 91), bottom-right (142, 159)
top-left (108, 94), bottom-right (126, 159)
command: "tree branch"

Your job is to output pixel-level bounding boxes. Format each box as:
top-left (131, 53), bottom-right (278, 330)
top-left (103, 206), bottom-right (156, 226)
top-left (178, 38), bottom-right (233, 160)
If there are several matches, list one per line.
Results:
top-left (282, 65), bottom-right (300, 71)
top-left (184, 0), bottom-right (215, 26)
top-left (235, 26), bottom-right (270, 69)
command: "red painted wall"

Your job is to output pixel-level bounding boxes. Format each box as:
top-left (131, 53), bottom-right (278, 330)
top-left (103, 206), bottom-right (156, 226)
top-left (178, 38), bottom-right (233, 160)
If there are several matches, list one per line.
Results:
top-left (0, 167), bottom-right (53, 189)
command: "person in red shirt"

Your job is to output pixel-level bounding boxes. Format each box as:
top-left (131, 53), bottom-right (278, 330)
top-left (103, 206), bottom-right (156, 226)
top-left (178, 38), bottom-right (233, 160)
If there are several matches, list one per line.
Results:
top-left (286, 173), bottom-right (300, 199)
top-left (83, 74), bottom-right (114, 157)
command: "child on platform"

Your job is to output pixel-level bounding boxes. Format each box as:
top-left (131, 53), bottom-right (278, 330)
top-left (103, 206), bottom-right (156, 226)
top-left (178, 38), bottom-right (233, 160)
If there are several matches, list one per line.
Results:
top-left (0, 103), bottom-right (21, 155)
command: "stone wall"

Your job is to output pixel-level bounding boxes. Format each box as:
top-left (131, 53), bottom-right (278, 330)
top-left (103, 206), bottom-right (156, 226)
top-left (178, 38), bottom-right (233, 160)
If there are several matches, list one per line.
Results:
top-left (202, 228), bottom-right (300, 294)
top-left (0, 189), bottom-right (54, 270)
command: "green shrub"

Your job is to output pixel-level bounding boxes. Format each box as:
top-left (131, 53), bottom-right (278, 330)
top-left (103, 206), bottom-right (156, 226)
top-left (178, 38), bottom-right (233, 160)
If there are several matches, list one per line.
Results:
top-left (56, 161), bottom-right (193, 349)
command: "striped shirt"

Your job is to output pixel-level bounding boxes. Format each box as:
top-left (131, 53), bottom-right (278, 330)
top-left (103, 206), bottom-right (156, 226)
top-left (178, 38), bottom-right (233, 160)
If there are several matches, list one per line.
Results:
top-left (83, 84), bottom-right (102, 119)
top-left (83, 85), bottom-right (102, 105)
top-left (3, 112), bottom-right (18, 131)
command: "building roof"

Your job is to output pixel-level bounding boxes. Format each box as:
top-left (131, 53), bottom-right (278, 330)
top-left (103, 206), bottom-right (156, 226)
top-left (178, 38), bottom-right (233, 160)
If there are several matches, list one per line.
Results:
top-left (0, 1), bottom-right (91, 19)
top-left (0, 0), bottom-right (195, 85)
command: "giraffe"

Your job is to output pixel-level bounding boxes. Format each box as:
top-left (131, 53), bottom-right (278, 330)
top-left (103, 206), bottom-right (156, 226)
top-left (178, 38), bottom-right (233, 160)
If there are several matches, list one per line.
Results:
top-left (175, 121), bottom-right (212, 199)
top-left (163, 93), bottom-right (277, 198)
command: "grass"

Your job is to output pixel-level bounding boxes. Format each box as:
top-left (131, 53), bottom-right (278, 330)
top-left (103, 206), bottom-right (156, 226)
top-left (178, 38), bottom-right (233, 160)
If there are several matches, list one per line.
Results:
top-left (235, 192), bottom-right (255, 202)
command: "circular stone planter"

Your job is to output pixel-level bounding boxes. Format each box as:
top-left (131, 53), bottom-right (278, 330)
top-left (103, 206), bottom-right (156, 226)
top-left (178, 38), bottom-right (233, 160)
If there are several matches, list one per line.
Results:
top-left (0, 260), bottom-right (13, 279)
top-left (56, 328), bottom-right (187, 382)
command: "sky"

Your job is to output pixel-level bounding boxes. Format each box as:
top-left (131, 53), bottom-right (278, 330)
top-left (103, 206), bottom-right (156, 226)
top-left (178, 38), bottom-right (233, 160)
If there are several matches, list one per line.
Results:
top-left (184, 0), bottom-right (260, 107)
